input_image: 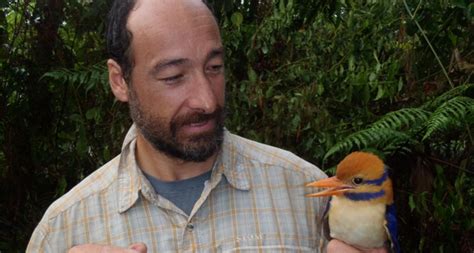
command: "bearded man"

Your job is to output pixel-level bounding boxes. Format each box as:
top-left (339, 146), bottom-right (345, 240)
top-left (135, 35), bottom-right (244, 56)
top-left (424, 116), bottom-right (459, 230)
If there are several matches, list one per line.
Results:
top-left (27, 0), bottom-right (385, 252)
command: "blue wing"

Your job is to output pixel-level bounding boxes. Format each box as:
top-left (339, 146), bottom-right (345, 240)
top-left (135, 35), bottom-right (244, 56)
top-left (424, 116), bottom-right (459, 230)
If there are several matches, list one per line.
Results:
top-left (385, 204), bottom-right (400, 253)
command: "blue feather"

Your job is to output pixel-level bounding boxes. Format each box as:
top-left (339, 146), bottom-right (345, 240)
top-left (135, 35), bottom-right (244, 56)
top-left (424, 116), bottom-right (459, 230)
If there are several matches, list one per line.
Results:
top-left (344, 190), bottom-right (385, 201)
top-left (364, 170), bottom-right (388, 186)
top-left (385, 204), bottom-right (400, 253)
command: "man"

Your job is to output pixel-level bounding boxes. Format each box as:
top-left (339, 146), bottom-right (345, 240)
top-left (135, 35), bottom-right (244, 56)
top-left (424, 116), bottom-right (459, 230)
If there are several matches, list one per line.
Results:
top-left (27, 0), bottom-right (386, 252)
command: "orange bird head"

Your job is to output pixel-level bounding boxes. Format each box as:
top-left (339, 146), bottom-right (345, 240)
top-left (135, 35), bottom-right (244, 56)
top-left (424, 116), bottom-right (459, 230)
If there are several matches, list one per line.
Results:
top-left (307, 152), bottom-right (393, 204)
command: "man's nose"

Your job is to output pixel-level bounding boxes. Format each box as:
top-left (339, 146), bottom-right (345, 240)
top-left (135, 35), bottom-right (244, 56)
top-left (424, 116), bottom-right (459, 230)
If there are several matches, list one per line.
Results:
top-left (186, 72), bottom-right (218, 113)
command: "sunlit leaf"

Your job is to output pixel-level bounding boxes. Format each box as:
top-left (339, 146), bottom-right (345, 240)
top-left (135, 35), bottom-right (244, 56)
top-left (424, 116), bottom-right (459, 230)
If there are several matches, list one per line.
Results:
top-left (231, 12), bottom-right (243, 27)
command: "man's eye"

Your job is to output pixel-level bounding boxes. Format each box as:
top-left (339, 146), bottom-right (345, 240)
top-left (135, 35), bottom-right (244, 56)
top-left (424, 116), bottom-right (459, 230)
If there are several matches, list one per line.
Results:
top-left (159, 74), bottom-right (183, 83)
top-left (207, 64), bottom-right (224, 74)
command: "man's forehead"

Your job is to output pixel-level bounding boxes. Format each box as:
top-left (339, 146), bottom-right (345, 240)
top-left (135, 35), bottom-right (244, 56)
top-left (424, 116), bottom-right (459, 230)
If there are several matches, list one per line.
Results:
top-left (126, 0), bottom-right (218, 44)
top-left (127, 0), bottom-right (219, 45)
top-left (124, 0), bottom-right (221, 66)
top-left (128, 0), bottom-right (210, 27)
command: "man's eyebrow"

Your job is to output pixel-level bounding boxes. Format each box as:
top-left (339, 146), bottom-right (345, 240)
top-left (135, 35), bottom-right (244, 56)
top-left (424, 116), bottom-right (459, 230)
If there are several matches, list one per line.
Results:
top-left (206, 47), bottom-right (225, 62)
top-left (151, 47), bottom-right (224, 75)
top-left (151, 58), bottom-right (189, 74)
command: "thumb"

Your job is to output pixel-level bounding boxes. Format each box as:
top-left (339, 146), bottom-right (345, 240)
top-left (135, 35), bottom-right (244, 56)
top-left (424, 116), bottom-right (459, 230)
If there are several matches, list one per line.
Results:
top-left (128, 242), bottom-right (147, 253)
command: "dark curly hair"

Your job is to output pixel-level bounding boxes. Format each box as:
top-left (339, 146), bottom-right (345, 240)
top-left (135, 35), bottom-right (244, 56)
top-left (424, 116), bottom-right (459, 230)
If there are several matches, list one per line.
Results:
top-left (106, 0), bottom-right (215, 84)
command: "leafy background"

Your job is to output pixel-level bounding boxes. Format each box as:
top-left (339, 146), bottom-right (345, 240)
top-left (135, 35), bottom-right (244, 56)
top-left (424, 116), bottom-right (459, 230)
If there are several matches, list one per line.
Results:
top-left (0, 0), bottom-right (473, 252)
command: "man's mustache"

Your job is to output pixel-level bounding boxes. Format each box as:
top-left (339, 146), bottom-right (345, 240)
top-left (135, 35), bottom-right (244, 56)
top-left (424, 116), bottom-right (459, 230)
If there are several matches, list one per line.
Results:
top-left (172, 106), bottom-right (224, 129)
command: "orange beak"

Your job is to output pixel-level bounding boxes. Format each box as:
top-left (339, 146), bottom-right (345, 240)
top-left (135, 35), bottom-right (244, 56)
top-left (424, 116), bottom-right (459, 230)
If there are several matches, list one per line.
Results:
top-left (305, 176), bottom-right (354, 197)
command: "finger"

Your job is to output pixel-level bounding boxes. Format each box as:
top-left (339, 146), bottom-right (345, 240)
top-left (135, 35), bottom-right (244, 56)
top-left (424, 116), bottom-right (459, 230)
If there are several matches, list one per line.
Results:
top-left (327, 240), bottom-right (388, 253)
top-left (128, 242), bottom-right (147, 253)
top-left (365, 247), bottom-right (388, 253)
top-left (327, 239), bottom-right (362, 253)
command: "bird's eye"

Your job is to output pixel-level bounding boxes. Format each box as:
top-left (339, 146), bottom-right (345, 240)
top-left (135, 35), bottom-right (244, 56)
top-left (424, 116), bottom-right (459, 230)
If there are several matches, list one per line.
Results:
top-left (352, 177), bottom-right (363, 185)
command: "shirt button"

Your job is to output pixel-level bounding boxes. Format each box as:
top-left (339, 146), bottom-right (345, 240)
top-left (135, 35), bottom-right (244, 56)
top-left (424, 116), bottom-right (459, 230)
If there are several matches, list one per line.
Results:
top-left (186, 223), bottom-right (194, 230)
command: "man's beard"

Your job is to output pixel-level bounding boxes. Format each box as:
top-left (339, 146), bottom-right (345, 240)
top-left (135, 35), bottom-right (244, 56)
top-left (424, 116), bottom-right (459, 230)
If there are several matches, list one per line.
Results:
top-left (128, 89), bottom-right (225, 162)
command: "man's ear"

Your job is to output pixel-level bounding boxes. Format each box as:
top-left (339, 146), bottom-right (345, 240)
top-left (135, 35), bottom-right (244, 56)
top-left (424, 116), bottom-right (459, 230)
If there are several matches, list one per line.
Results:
top-left (107, 59), bottom-right (129, 102)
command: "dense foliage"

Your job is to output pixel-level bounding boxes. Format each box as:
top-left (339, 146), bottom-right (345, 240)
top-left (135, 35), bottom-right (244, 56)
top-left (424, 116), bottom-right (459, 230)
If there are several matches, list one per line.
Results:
top-left (1, 0), bottom-right (473, 252)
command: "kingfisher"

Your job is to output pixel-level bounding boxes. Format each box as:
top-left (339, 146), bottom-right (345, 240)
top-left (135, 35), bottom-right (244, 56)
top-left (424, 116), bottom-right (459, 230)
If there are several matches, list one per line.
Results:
top-left (306, 151), bottom-right (400, 253)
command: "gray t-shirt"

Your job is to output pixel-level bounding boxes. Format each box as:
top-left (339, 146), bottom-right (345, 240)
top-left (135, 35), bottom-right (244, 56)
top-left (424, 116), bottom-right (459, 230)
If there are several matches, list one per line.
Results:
top-left (144, 170), bottom-right (212, 215)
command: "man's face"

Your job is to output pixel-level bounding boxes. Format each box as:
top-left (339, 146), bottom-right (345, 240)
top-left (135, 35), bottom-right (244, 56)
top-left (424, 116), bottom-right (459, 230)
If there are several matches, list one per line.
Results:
top-left (125, 0), bottom-right (226, 162)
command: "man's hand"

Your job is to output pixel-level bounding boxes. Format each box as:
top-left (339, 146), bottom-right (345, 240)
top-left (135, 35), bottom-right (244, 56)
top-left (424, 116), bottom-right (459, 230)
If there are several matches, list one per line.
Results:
top-left (327, 239), bottom-right (388, 253)
top-left (68, 242), bottom-right (147, 253)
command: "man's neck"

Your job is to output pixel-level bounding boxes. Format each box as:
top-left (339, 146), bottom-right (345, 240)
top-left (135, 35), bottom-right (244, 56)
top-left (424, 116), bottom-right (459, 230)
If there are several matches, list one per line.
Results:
top-left (135, 133), bottom-right (217, 182)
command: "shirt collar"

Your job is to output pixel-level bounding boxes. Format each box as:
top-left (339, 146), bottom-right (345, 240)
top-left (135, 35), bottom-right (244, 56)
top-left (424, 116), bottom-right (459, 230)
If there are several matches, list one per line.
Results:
top-left (116, 125), bottom-right (251, 213)
top-left (214, 130), bottom-right (251, 191)
top-left (117, 125), bottom-right (145, 213)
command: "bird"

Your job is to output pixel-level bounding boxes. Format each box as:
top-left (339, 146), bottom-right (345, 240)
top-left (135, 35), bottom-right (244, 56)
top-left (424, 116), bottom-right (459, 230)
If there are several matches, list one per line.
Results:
top-left (306, 151), bottom-right (400, 253)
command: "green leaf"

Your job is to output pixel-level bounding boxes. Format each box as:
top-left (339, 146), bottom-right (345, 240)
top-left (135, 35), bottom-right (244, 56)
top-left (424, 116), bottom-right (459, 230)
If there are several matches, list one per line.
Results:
top-left (409, 195), bottom-right (416, 212)
top-left (349, 55), bottom-right (355, 71)
top-left (423, 83), bottom-right (474, 109)
top-left (423, 96), bottom-right (474, 140)
top-left (369, 72), bottom-right (377, 82)
top-left (231, 12), bottom-right (243, 27)
top-left (398, 78), bottom-right (404, 92)
top-left (55, 176), bottom-right (67, 197)
top-left (374, 85), bottom-right (384, 100)
top-left (291, 114), bottom-right (301, 129)
top-left (85, 108), bottom-right (97, 120)
top-left (248, 67), bottom-right (257, 83)
top-left (371, 108), bottom-right (431, 130)
top-left (103, 146), bottom-right (111, 161)
top-left (317, 83), bottom-right (325, 96)
top-left (265, 86), bottom-right (274, 98)
top-left (448, 31), bottom-right (458, 46)
top-left (324, 128), bottom-right (412, 160)
top-left (279, 0), bottom-right (286, 13)
top-left (262, 44), bottom-right (269, 54)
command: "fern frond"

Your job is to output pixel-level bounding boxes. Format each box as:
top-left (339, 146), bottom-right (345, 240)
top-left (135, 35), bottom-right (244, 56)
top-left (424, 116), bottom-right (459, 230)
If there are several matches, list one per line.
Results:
top-left (324, 128), bottom-right (413, 160)
top-left (371, 108), bottom-right (431, 130)
top-left (41, 64), bottom-right (108, 93)
top-left (422, 83), bottom-right (474, 110)
top-left (423, 96), bottom-right (474, 140)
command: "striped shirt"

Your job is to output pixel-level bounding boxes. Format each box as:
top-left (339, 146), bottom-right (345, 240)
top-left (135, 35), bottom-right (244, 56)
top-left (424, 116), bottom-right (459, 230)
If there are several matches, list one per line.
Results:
top-left (27, 125), bottom-right (328, 252)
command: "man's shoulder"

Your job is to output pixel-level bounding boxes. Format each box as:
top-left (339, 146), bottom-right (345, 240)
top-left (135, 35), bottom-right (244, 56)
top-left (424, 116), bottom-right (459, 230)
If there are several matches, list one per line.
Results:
top-left (226, 132), bottom-right (326, 179)
top-left (44, 155), bottom-right (122, 220)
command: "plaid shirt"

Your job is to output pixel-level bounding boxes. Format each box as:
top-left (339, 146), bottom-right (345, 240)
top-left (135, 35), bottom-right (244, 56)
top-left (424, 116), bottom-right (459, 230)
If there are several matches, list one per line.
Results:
top-left (27, 125), bottom-right (328, 252)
